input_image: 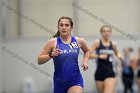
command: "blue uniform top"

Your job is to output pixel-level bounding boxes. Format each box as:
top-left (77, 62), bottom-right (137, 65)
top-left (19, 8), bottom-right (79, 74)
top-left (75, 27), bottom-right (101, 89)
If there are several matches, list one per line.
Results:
top-left (53, 36), bottom-right (81, 81)
top-left (96, 40), bottom-right (114, 72)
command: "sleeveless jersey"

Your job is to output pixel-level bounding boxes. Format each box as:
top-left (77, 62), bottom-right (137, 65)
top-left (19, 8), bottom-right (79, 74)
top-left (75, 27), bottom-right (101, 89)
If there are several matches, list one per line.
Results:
top-left (53, 36), bottom-right (81, 81)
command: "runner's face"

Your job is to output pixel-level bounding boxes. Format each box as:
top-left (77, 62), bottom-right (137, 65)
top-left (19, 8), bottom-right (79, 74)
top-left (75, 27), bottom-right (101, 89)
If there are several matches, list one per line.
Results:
top-left (101, 27), bottom-right (111, 40)
top-left (58, 19), bottom-right (72, 36)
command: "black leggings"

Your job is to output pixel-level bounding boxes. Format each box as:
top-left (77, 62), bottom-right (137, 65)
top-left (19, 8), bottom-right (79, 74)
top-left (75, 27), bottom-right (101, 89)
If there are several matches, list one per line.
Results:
top-left (122, 66), bottom-right (134, 93)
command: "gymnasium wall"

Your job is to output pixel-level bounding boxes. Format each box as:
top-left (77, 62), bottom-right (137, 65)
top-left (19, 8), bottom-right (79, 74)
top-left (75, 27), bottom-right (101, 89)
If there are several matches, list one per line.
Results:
top-left (0, 0), bottom-right (140, 93)
top-left (0, 1), bottom-right (3, 92)
top-left (77, 0), bottom-right (140, 36)
top-left (3, 0), bottom-right (140, 38)
top-left (0, 33), bottom-right (2, 92)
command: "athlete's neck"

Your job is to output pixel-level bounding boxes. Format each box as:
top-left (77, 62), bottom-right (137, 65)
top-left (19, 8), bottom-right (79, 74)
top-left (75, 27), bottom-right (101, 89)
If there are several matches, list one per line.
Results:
top-left (125, 53), bottom-right (129, 57)
top-left (60, 35), bottom-right (71, 44)
top-left (102, 38), bottom-right (110, 43)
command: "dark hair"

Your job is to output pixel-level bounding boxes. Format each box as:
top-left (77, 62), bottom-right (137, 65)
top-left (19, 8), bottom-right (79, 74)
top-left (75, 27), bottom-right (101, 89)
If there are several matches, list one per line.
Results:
top-left (129, 47), bottom-right (133, 52)
top-left (53, 16), bottom-right (73, 38)
top-left (100, 25), bottom-right (112, 32)
top-left (123, 47), bottom-right (133, 52)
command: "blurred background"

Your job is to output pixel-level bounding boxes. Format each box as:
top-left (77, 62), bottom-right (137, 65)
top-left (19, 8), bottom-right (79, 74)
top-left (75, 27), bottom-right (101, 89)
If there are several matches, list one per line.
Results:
top-left (0, 0), bottom-right (140, 93)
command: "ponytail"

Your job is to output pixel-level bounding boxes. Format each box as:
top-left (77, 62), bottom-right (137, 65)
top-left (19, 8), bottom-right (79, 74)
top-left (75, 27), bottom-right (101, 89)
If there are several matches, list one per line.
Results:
top-left (53, 31), bottom-right (60, 38)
